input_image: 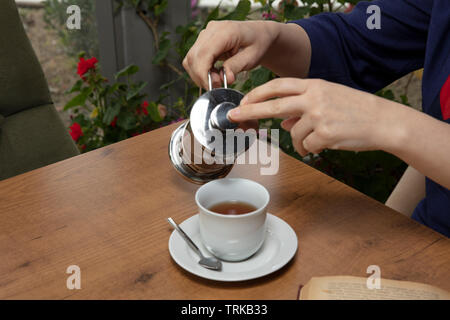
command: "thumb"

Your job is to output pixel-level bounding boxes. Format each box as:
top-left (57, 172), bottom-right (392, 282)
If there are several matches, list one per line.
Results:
top-left (222, 47), bottom-right (258, 85)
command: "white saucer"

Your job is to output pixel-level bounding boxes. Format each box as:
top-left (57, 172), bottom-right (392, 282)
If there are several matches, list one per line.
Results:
top-left (168, 214), bottom-right (298, 282)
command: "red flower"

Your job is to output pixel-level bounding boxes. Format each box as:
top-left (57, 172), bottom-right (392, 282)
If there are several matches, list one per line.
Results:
top-left (77, 57), bottom-right (98, 79)
top-left (344, 4), bottom-right (355, 13)
top-left (69, 122), bottom-right (83, 142)
top-left (440, 75), bottom-right (450, 120)
top-left (137, 101), bottom-right (149, 116)
top-left (262, 12), bottom-right (277, 20)
top-left (110, 116), bottom-right (118, 128)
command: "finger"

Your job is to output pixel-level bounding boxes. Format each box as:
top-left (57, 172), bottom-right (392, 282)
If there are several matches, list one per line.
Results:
top-left (210, 68), bottom-right (222, 89)
top-left (183, 55), bottom-right (204, 89)
top-left (183, 30), bottom-right (209, 88)
top-left (183, 41), bottom-right (218, 88)
top-left (222, 47), bottom-right (258, 85)
top-left (228, 96), bottom-right (307, 121)
top-left (303, 132), bottom-right (327, 155)
top-left (290, 118), bottom-right (313, 157)
top-left (190, 23), bottom-right (241, 89)
top-left (217, 51), bottom-right (233, 61)
top-left (190, 28), bottom-right (221, 89)
top-left (182, 56), bottom-right (195, 84)
top-left (280, 117), bottom-right (300, 131)
top-left (195, 53), bottom-right (216, 90)
top-left (241, 78), bottom-right (308, 105)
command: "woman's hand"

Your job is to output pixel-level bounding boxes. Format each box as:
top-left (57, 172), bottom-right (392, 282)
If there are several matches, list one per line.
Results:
top-left (229, 77), bottom-right (450, 190)
top-left (183, 21), bottom-right (311, 89)
top-left (228, 78), bottom-right (403, 157)
top-left (183, 21), bottom-right (280, 89)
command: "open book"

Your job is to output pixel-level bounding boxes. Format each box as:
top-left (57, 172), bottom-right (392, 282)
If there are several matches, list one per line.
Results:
top-left (299, 276), bottom-right (450, 300)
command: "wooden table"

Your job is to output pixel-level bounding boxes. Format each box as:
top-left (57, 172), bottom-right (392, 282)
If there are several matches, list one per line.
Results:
top-left (0, 123), bottom-right (449, 299)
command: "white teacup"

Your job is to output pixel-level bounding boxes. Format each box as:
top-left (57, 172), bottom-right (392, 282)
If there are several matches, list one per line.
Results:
top-left (195, 178), bottom-right (270, 262)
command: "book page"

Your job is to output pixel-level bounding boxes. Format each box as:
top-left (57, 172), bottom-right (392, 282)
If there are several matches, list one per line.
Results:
top-left (301, 276), bottom-right (450, 300)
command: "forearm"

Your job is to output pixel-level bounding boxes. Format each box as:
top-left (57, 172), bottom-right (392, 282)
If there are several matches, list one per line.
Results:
top-left (385, 166), bottom-right (425, 217)
top-left (260, 22), bottom-right (311, 79)
top-left (380, 101), bottom-right (450, 190)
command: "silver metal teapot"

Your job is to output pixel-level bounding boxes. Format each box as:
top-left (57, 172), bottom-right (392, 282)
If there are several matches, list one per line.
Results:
top-left (169, 72), bottom-right (256, 184)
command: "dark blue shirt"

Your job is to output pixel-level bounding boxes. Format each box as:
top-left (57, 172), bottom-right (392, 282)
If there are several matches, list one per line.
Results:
top-left (291, 0), bottom-right (450, 237)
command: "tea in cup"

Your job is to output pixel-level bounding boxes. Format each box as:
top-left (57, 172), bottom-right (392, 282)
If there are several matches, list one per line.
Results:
top-left (195, 178), bottom-right (269, 261)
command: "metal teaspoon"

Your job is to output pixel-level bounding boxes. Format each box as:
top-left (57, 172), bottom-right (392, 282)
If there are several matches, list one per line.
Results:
top-left (167, 217), bottom-right (222, 271)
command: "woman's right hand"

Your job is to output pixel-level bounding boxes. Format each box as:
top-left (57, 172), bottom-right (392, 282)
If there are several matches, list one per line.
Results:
top-left (183, 20), bottom-right (281, 89)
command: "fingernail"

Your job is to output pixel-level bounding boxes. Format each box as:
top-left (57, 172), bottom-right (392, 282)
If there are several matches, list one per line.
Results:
top-left (228, 108), bottom-right (240, 120)
top-left (241, 96), bottom-right (248, 105)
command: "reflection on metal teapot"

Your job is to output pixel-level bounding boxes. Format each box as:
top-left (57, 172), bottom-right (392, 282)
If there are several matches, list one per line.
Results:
top-left (168, 71), bottom-right (257, 184)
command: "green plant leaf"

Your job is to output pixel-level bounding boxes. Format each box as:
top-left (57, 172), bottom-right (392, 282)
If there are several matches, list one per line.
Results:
top-left (400, 94), bottom-right (410, 106)
top-left (376, 89), bottom-right (395, 101)
top-left (283, 4), bottom-right (309, 20)
top-left (154, 0), bottom-right (168, 16)
top-left (67, 79), bottom-right (84, 94)
top-left (108, 82), bottom-right (121, 94)
top-left (152, 38), bottom-right (171, 65)
top-left (103, 101), bottom-right (121, 125)
top-left (180, 33), bottom-right (197, 57)
top-left (384, 90), bottom-right (395, 100)
top-left (221, 0), bottom-right (251, 21)
top-left (308, 7), bottom-right (323, 16)
top-left (115, 64), bottom-right (139, 79)
top-left (117, 112), bottom-right (137, 130)
top-left (204, 3), bottom-right (220, 26)
top-left (143, 0), bottom-right (159, 10)
top-left (160, 75), bottom-right (183, 90)
top-left (127, 81), bottom-right (147, 100)
top-left (64, 87), bottom-right (92, 110)
top-left (148, 101), bottom-right (163, 122)
top-left (250, 67), bottom-right (273, 87)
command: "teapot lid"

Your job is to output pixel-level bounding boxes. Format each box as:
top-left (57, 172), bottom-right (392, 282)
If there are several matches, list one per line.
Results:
top-left (189, 72), bottom-right (256, 157)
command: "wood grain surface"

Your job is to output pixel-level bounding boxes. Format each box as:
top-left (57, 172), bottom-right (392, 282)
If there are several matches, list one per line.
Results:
top-left (0, 123), bottom-right (448, 299)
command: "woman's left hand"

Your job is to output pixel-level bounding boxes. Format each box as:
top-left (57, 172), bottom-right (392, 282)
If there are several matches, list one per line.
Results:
top-left (229, 78), bottom-right (399, 156)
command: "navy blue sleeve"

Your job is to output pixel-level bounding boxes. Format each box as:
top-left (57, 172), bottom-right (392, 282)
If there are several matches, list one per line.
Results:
top-left (290, 0), bottom-right (431, 92)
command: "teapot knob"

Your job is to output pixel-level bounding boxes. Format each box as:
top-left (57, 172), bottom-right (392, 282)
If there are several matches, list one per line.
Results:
top-left (209, 102), bottom-right (239, 131)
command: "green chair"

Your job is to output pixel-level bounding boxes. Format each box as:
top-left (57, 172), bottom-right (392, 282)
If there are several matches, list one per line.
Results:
top-left (0, 0), bottom-right (79, 181)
